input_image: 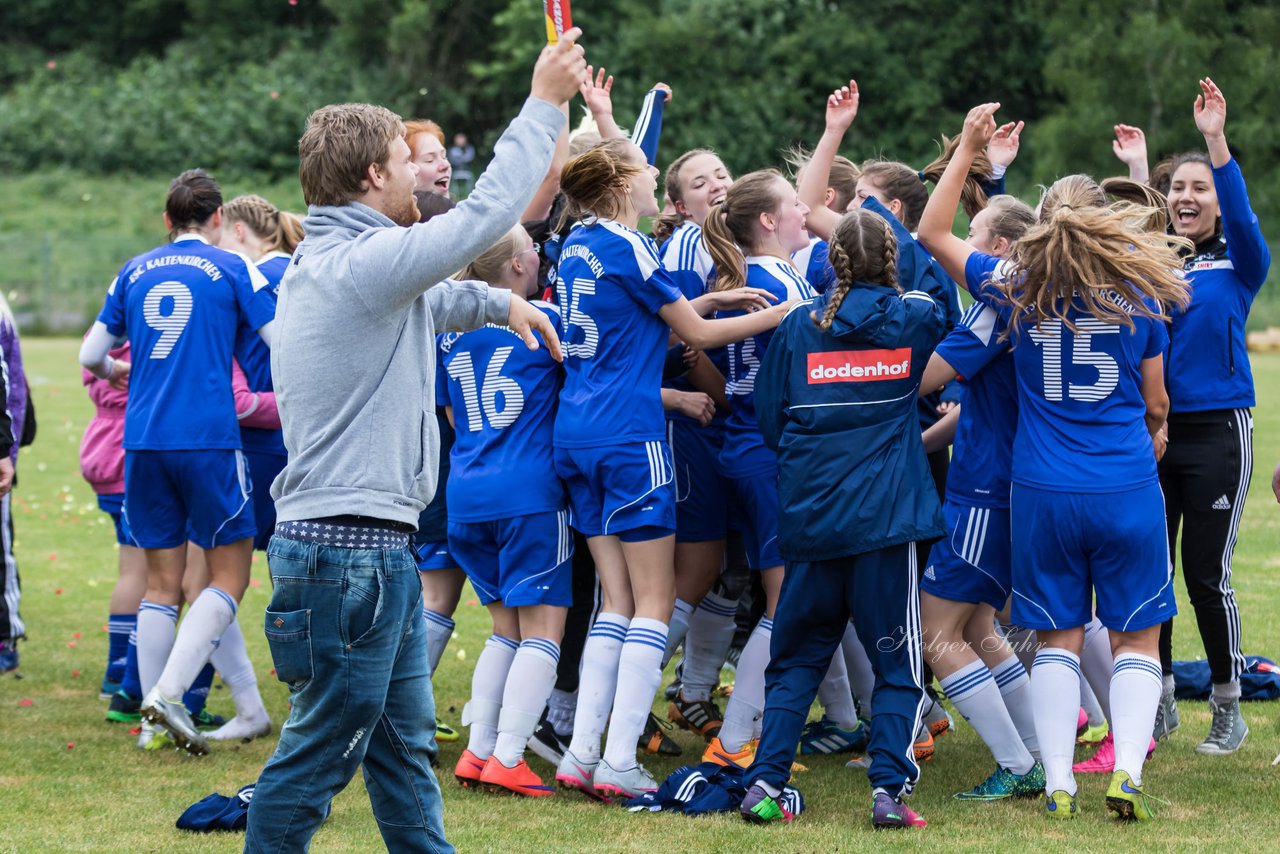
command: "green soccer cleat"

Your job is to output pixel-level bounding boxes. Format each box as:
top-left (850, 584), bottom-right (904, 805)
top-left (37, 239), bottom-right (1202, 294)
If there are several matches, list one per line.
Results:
top-left (740, 784), bottom-right (794, 824)
top-left (1045, 789), bottom-right (1079, 820)
top-left (954, 763), bottom-right (1045, 801)
top-left (434, 716), bottom-right (460, 743)
top-left (1105, 770), bottom-right (1166, 822)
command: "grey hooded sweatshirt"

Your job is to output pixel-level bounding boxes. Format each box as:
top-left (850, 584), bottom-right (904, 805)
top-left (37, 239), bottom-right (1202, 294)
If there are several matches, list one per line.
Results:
top-left (270, 97), bottom-right (564, 528)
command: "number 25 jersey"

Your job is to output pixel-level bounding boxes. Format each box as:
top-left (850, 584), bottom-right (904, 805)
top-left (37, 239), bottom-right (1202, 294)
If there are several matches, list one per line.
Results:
top-left (966, 252), bottom-right (1168, 493)
top-left (98, 234), bottom-right (275, 451)
top-left (553, 220), bottom-right (683, 449)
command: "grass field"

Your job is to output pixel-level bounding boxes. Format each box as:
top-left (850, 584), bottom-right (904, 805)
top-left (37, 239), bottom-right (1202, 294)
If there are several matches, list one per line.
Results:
top-left (5, 337), bottom-right (1280, 853)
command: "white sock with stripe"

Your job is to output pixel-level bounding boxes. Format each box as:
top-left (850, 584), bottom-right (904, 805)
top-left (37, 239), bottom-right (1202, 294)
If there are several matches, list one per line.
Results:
top-left (602, 617), bottom-right (668, 770)
top-left (567, 613), bottom-right (628, 764)
top-left (464, 634), bottom-right (518, 760)
top-left (680, 591), bottom-right (737, 702)
top-left (940, 659), bottom-right (1033, 775)
top-left (423, 608), bottom-right (455, 677)
top-left (1032, 648), bottom-right (1081, 796)
top-left (1080, 616), bottom-right (1113, 723)
top-left (136, 601), bottom-right (178, 698)
top-left (841, 621), bottom-right (876, 717)
top-left (208, 616), bottom-right (268, 726)
top-left (1110, 653), bottom-right (1162, 785)
top-left (155, 587), bottom-right (236, 701)
top-left (494, 638), bottom-right (560, 767)
top-left (817, 648), bottom-right (859, 730)
top-left (718, 616), bottom-right (772, 753)
top-left (990, 654), bottom-right (1040, 760)
top-left (662, 598), bottom-right (694, 669)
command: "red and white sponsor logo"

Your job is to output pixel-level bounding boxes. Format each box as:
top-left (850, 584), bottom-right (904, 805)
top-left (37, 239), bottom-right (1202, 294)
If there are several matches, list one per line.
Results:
top-left (807, 348), bottom-right (911, 383)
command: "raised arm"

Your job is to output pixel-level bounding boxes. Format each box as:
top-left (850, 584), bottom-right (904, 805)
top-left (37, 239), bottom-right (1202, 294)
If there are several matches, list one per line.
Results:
top-left (796, 81), bottom-right (858, 241)
top-left (918, 102), bottom-right (1000, 284)
top-left (631, 84), bottom-right (670, 166)
top-left (1112, 124), bottom-right (1150, 183)
top-left (522, 103), bottom-right (572, 223)
top-left (580, 66), bottom-right (623, 140)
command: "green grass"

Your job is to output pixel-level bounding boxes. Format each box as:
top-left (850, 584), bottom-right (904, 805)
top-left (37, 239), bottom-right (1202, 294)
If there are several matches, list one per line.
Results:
top-left (5, 337), bottom-right (1280, 853)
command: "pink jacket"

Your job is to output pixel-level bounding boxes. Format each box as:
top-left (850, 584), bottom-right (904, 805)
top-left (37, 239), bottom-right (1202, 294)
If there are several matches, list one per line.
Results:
top-left (80, 342), bottom-right (129, 494)
top-left (79, 343), bottom-right (279, 496)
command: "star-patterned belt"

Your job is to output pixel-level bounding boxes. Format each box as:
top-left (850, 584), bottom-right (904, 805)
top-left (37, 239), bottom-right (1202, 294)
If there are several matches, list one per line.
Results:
top-left (274, 519), bottom-right (410, 550)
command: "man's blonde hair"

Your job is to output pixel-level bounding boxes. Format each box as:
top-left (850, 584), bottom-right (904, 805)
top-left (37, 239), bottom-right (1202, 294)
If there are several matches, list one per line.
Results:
top-left (298, 103), bottom-right (404, 207)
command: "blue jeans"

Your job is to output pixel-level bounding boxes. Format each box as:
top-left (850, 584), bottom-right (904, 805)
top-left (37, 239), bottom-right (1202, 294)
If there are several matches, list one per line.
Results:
top-left (244, 535), bottom-right (452, 854)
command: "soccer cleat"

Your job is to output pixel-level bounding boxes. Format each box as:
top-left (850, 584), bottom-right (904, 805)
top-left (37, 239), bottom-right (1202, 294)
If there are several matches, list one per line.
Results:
top-left (913, 725), bottom-right (935, 762)
top-left (1073, 732), bottom-right (1156, 773)
top-left (846, 754), bottom-right (872, 773)
top-left (922, 698), bottom-right (953, 738)
top-left (740, 783), bottom-right (794, 824)
top-left (1105, 770), bottom-right (1166, 821)
top-left (140, 688), bottom-right (209, 756)
top-left (453, 749), bottom-right (486, 788)
top-left (106, 690), bottom-right (142, 723)
top-left (138, 721), bottom-right (174, 751)
top-left (1196, 697), bottom-right (1248, 755)
top-left (529, 713), bottom-right (570, 767)
top-left (1077, 720), bottom-right (1109, 745)
top-left (799, 717), bottom-right (868, 755)
top-left (191, 708), bottom-right (227, 731)
top-left (434, 716), bottom-right (460, 743)
top-left (206, 715), bottom-right (273, 743)
top-left (1045, 789), bottom-right (1079, 819)
top-left (871, 792), bottom-right (927, 829)
top-left (1152, 688), bottom-right (1180, 741)
top-left (668, 694), bottom-right (724, 740)
top-left (555, 749), bottom-right (610, 802)
top-left (480, 755), bottom-right (555, 797)
top-left (638, 712), bottom-right (683, 756)
top-left (954, 763), bottom-right (1046, 801)
top-left (593, 759), bottom-right (658, 800)
top-left (702, 736), bottom-right (755, 768)
top-left (100, 677), bottom-right (122, 701)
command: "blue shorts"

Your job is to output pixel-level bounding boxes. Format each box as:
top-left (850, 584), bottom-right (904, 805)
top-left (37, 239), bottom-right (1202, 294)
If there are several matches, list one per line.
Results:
top-left (555, 441), bottom-right (676, 541)
top-left (413, 540), bottom-right (456, 571)
top-left (922, 503), bottom-right (1011, 609)
top-left (242, 447), bottom-right (286, 552)
top-left (1010, 481), bottom-right (1175, 633)
top-left (97, 493), bottom-right (133, 546)
top-left (448, 509), bottom-right (573, 607)
top-left (668, 420), bottom-right (729, 543)
top-left (124, 449), bottom-right (256, 550)
top-left (727, 470), bottom-right (782, 570)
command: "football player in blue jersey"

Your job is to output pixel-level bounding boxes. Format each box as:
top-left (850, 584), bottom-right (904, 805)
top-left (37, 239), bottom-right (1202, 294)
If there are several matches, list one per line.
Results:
top-left (920, 102), bottom-right (1192, 822)
top-left (436, 225), bottom-right (572, 798)
top-left (915, 193), bottom-right (1047, 801)
top-left (550, 139), bottom-right (795, 800)
top-left (1156, 80), bottom-right (1270, 755)
top-left (698, 170), bottom-right (817, 768)
top-left (741, 207), bottom-right (946, 829)
top-left (79, 169), bottom-right (276, 755)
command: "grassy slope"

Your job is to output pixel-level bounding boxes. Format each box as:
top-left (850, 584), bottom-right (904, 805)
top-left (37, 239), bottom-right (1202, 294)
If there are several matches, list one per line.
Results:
top-left (4, 338), bottom-right (1280, 853)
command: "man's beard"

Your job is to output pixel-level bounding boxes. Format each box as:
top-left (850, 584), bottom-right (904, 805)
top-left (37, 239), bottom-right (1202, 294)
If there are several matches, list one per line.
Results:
top-left (389, 192), bottom-right (420, 227)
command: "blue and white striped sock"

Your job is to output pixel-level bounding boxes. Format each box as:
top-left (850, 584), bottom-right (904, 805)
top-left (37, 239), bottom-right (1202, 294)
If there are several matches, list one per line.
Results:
top-left (423, 609), bottom-right (456, 677)
top-left (719, 616), bottom-right (772, 753)
top-left (136, 601), bottom-right (178, 698)
top-left (681, 592), bottom-right (738, 702)
top-left (990, 654), bottom-right (1039, 759)
top-left (106, 613), bottom-right (136, 683)
top-left (662, 598), bottom-right (695, 668)
top-left (940, 659), bottom-right (1033, 775)
top-left (567, 613), bottom-right (629, 763)
top-left (1110, 653), bottom-right (1162, 785)
top-left (603, 617), bottom-right (668, 770)
top-left (1032, 647), bottom-right (1082, 795)
top-left (156, 586), bottom-right (237, 701)
top-left (494, 638), bottom-right (561, 767)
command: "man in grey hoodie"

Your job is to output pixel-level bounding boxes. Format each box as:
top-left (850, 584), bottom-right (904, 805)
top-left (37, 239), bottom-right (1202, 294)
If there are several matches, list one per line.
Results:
top-left (244, 31), bottom-right (587, 854)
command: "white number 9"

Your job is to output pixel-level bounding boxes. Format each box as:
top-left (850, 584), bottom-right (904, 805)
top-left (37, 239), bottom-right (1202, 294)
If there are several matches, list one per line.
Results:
top-left (143, 281), bottom-right (194, 359)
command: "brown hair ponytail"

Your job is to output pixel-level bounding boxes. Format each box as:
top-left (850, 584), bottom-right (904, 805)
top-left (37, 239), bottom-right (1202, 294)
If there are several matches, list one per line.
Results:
top-left (702, 170), bottom-right (787, 291)
top-left (558, 138), bottom-right (644, 229)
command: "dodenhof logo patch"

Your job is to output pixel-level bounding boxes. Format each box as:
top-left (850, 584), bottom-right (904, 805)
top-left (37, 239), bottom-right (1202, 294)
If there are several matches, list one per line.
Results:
top-left (807, 349), bottom-right (911, 383)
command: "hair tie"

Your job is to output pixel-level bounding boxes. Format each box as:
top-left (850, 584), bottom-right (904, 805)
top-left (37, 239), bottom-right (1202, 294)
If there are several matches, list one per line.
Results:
top-left (916, 170), bottom-right (926, 182)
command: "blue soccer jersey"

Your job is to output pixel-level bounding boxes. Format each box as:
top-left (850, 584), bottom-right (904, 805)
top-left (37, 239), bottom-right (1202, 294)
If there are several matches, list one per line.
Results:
top-left (935, 299), bottom-right (1017, 508)
top-left (660, 220), bottom-right (730, 427)
top-left (792, 236), bottom-right (837, 295)
top-left (236, 251), bottom-right (288, 453)
top-left (554, 219), bottom-right (683, 448)
top-left (719, 256), bottom-right (816, 478)
top-left (436, 302), bottom-right (566, 522)
top-left (964, 252), bottom-right (1168, 493)
top-left (98, 235), bottom-right (275, 450)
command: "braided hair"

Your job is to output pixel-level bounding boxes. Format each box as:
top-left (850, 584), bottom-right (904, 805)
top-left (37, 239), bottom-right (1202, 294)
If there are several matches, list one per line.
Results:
top-left (815, 209), bottom-right (899, 331)
top-left (222, 194), bottom-right (304, 254)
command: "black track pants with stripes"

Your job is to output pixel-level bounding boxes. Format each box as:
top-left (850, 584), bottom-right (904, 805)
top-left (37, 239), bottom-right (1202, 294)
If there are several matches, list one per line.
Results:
top-left (1158, 408), bottom-right (1251, 686)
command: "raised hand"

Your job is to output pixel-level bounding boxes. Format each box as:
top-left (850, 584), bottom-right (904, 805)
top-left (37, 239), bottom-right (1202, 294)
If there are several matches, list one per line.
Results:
top-left (825, 81), bottom-right (859, 134)
top-left (1194, 77), bottom-right (1226, 140)
top-left (1112, 124), bottom-right (1148, 166)
top-left (960, 103), bottom-right (1001, 154)
top-left (530, 26), bottom-right (588, 106)
top-left (580, 65), bottom-right (615, 118)
top-left (652, 82), bottom-right (672, 103)
top-left (987, 120), bottom-right (1024, 169)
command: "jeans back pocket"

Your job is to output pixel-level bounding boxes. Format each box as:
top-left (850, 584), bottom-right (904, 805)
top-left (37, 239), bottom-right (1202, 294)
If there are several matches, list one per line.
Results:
top-left (265, 607), bottom-right (313, 690)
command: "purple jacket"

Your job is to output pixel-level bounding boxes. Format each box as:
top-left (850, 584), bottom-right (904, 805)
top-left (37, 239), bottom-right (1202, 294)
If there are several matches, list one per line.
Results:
top-left (0, 313), bottom-right (25, 465)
